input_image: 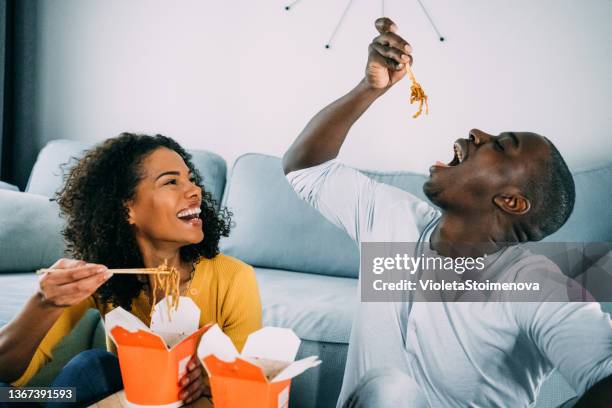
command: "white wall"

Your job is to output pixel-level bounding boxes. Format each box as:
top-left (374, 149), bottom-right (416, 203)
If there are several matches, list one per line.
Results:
top-left (34, 0), bottom-right (612, 173)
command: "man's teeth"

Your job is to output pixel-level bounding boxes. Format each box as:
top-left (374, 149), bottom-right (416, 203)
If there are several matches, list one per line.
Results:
top-left (177, 207), bottom-right (202, 218)
top-left (454, 143), bottom-right (464, 163)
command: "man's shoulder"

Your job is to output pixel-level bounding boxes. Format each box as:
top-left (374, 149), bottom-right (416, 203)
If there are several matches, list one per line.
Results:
top-left (505, 245), bottom-right (560, 269)
top-left (496, 244), bottom-right (563, 281)
top-left (495, 244), bottom-right (586, 301)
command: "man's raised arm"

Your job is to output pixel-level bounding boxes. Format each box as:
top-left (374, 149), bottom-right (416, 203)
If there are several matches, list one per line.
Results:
top-left (282, 17), bottom-right (413, 175)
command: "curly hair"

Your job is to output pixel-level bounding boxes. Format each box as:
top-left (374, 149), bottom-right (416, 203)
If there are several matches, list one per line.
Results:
top-left (56, 133), bottom-right (232, 310)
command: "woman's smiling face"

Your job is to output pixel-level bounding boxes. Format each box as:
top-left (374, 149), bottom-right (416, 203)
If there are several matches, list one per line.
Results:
top-left (126, 147), bottom-right (204, 247)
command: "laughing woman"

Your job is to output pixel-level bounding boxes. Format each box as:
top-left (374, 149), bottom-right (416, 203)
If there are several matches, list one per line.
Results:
top-left (0, 134), bottom-right (262, 406)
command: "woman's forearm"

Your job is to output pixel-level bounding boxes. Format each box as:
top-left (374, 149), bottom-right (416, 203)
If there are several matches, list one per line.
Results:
top-left (0, 260), bottom-right (110, 383)
top-left (0, 293), bottom-right (64, 383)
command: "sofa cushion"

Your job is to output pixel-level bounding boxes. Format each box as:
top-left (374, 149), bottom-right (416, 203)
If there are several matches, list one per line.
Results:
top-left (0, 181), bottom-right (19, 191)
top-left (26, 139), bottom-right (227, 206)
top-left (221, 154), bottom-right (612, 279)
top-left (0, 190), bottom-right (65, 273)
top-left (0, 272), bottom-right (38, 326)
top-left (26, 139), bottom-right (91, 197)
top-left (544, 164), bottom-right (612, 242)
top-left (255, 267), bottom-right (356, 344)
top-left (221, 154), bottom-right (360, 278)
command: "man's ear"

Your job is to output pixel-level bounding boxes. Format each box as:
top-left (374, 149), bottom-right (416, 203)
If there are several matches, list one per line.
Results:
top-left (493, 190), bottom-right (531, 215)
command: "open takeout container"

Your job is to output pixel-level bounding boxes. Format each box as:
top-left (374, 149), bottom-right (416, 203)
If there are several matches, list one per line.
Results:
top-left (197, 324), bottom-right (321, 408)
top-left (105, 296), bottom-right (209, 408)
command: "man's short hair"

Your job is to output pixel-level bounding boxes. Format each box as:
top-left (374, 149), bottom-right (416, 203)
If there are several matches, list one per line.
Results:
top-left (521, 139), bottom-right (575, 241)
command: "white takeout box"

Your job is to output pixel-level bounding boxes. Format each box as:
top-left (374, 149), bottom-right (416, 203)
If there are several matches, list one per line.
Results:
top-left (197, 324), bottom-right (321, 408)
top-left (105, 296), bottom-right (209, 408)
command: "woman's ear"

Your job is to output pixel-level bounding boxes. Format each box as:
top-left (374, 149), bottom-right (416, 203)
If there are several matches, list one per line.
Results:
top-left (493, 191), bottom-right (531, 215)
top-left (125, 201), bottom-right (136, 225)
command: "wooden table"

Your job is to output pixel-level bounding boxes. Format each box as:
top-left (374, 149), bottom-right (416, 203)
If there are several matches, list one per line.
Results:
top-left (89, 391), bottom-right (213, 408)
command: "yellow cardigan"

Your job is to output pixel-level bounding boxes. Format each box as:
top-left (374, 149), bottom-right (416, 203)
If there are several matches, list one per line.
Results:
top-left (13, 253), bottom-right (262, 386)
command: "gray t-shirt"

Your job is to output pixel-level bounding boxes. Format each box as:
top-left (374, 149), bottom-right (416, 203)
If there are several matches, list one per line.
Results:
top-left (287, 160), bottom-right (612, 408)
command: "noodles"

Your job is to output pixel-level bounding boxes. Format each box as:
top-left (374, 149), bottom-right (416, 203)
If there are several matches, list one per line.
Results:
top-left (406, 65), bottom-right (429, 119)
top-left (149, 259), bottom-right (181, 321)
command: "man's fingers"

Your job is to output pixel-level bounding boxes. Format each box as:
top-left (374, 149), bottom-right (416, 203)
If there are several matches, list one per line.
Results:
top-left (370, 43), bottom-right (412, 66)
top-left (375, 17), bottom-right (398, 34)
top-left (368, 46), bottom-right (405, 71)
top-left (374, 32), bottom-right (412, 54)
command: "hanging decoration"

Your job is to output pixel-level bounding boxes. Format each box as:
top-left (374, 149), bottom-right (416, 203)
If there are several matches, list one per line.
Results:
top-left (284, 0), bottom-right (445, 48)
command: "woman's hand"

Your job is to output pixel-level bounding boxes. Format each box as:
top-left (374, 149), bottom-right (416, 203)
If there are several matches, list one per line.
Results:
top-left (37, 258), bottom-right (112, 308)
top-left (366, 17), bottom-right (413, 89)
top-left (179, 354), bottom-right (211, 404)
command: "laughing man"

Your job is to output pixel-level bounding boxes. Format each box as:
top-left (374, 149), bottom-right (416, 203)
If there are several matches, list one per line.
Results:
top-left (282, 18), bottom-right (612, 408)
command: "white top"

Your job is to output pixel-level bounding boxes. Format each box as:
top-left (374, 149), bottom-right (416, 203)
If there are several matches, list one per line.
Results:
top-left (287, 160), bottom-right (612, 408)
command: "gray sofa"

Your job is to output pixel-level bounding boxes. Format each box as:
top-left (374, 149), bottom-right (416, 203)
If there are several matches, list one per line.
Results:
top-left (1, 139), bottom-right (611, 408)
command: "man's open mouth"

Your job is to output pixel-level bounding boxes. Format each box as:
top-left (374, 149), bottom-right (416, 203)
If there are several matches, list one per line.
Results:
top-left (177, 207), bottom-right (202, 222)
top-left (433, 140), bottom-right (467, 168)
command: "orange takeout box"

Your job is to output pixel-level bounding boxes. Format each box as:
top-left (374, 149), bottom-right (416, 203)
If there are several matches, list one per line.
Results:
top-left (105, 296), bottom-right (209, 408)
top-left (197, 324), bottom-right (321, 408)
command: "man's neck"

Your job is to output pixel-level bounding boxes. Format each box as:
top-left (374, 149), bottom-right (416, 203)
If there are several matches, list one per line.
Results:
top-left (430, 211), bottom-right (506, 258)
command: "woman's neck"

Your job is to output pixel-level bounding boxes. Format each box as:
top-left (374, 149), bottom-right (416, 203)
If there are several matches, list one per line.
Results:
top-left (138, 243), bottom-right (192, 285)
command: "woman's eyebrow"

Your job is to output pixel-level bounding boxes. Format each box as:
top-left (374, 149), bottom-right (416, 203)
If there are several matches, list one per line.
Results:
top-left (154, 170), bottom-right (193, 181)
top-left (155, 171), bottom-right (181, 181)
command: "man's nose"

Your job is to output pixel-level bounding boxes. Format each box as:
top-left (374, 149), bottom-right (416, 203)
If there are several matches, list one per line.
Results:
top-left (469, 129), bottom-right (492, 145)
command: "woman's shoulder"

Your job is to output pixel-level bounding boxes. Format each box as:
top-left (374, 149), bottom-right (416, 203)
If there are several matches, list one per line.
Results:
top-left (196, 253), bottom-right (254, 280)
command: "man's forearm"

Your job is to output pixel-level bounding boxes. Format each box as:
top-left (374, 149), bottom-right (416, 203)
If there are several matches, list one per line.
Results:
top-left (282, 78), bottom-right (386, 174)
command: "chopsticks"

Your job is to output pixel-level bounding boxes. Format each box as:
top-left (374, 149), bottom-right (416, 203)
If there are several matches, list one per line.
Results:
top-left (36, 267), bottom-right (170, 275)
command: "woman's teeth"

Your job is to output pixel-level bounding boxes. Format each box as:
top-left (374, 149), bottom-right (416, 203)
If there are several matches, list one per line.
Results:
top-left (177, 207), bottom-right (201, 219)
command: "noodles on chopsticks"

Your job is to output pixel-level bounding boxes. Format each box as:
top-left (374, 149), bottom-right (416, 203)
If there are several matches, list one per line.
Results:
top-left (149, 259), bottom-right (181, 321)
top-left (39, 260), bottom-right (182, 321)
